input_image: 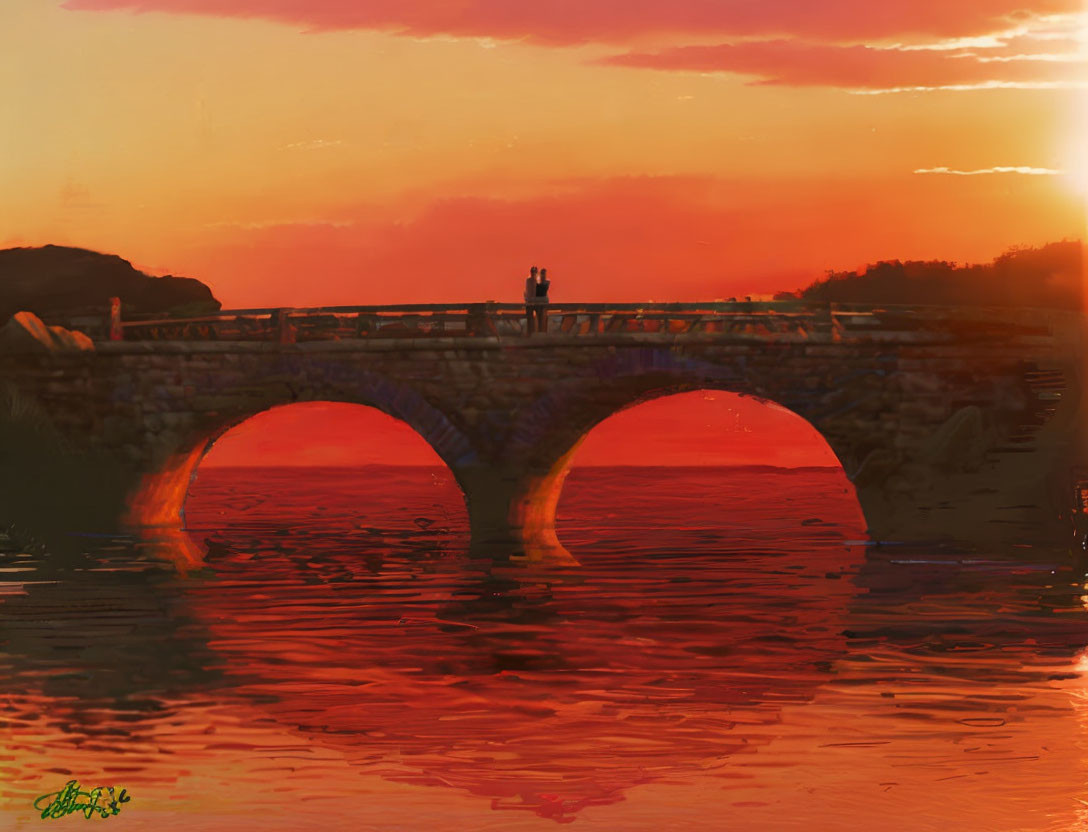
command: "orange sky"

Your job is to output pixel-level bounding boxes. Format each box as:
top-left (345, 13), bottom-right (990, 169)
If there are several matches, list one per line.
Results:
top-left (2, 1), bottom-right (1085, 305)
top-left (2, 0), bottom-right (1086, 464)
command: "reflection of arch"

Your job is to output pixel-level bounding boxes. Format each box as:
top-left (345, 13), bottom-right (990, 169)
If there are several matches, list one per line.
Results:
top-left (122, 371), bottom-right (475, 532)
top-left (176, 531), bottom-right (863, 822)
top-left (495, 349), bottom-right (865, 557)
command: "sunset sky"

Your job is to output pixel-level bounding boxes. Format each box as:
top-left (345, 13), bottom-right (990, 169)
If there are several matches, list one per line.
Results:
top-left (3, 0), bottom-right (1086, 466)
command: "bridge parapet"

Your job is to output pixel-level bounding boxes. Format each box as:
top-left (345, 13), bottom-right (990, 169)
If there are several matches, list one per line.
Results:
top-left (52, 301), bottom-right (1077, 347)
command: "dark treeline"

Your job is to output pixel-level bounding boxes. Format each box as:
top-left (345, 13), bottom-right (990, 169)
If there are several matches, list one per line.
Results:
top-left (776, 240), bottom-right (1083, 310)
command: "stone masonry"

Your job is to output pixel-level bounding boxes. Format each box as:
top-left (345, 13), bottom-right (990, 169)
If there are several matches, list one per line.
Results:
top-left (0, 305), bottom-right (1084, 559)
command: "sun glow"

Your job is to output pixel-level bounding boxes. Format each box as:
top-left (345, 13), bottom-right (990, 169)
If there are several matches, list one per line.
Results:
top-left (1063, 104), bottom-right (1088, 195)
top-left (1067, 155), bottom-right (1088, 197)
top-left (1067, 12), bottom-right (1088, 197)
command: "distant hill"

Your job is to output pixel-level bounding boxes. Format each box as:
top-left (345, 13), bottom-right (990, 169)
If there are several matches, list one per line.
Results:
top-left (0, 245), bottom-right (220, 322)
top-left (776, 240), bottom-right (1083, 310)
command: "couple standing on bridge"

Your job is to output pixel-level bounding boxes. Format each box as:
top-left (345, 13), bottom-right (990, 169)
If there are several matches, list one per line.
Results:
top-left (524, 265), bottom-right (551, 335)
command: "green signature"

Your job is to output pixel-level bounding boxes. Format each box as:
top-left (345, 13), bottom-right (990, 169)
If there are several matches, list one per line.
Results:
top-left (33, 781), bottom-right (131, 820)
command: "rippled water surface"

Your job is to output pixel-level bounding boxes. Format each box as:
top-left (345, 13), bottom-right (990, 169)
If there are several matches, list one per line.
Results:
top-left (3, 466), bottom-right (1088, 830)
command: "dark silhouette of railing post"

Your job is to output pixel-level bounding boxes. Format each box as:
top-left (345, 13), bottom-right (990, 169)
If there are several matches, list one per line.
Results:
top-left (466, 303), bottom-right (498, 337)
top-left (812, 303), bottom-right (835, 340)
top-left (106, 296), bottom-right (123, 341)
top-left (270, 308), bottom-right (295, 343)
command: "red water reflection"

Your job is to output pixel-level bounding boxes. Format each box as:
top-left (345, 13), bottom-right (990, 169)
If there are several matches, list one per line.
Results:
top-left (178, 465), bottom-right (866, 821)
top-left (4, 465), bottom-right (1087, 830)
top-left (163, 394), bottom-right (868, 820)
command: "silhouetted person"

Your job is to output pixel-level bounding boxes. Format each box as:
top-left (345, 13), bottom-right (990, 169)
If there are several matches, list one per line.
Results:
top-left (534, 267), bottom-right (550, 334)
top-left (524, 265), bottom-right (540, 335)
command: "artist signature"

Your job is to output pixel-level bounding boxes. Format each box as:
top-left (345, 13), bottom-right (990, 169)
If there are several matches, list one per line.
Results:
top-left (33, 781), bottom-right (131, 820)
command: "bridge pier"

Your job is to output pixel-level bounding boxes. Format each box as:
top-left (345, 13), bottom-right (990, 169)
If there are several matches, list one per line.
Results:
top-left (120, 443), bottom-right (207, 530)
top-left (453, 453), bottom-right (580, 563)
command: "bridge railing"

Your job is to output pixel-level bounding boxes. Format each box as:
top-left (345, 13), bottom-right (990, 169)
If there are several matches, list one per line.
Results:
top-left (67, 301), bottom-right (840, 342)
top-left (55, 300), bottom-right (1070, 344)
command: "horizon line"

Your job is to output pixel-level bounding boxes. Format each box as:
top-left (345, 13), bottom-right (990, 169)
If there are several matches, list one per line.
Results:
top-left (199, 462), bottom-right (844, 470)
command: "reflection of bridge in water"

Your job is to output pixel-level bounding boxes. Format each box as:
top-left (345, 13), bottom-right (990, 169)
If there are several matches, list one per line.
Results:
top-left (0, 301), bottom-right (1083, 555)
top-left (0, 468), bottom-right (868, 823)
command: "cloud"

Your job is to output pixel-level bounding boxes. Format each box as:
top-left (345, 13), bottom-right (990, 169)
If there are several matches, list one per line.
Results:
top-left (852, 80), bottom-right (1088, 93)
top-left (167, 174), bottom-right (1081, 309)
top-left (60, 0), bottom-right (1084, 46)
top-left (914, 166), bottom-right (1064, 175)
top-left (279, 139), bottom-right (345, 151)
top-left (599, 38), bottom-right (1087, 90)
top-left (203, 218), bottom-right (355, 230)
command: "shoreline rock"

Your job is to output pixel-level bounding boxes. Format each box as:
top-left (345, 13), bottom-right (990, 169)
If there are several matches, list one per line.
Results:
top-left (0, 311), bottom-right (95, 352)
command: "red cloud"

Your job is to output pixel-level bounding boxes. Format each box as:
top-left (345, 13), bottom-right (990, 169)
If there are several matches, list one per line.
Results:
top-left (61, 0), bottom-right (1082, 45)
top-left (160, 174), bottom-right (1081, 310)
top-left (600, 40), bottom-right (1087, 89)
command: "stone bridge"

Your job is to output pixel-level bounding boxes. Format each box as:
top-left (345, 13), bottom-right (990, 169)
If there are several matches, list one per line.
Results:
top-left (0, 301), bottom-right (1084, 559)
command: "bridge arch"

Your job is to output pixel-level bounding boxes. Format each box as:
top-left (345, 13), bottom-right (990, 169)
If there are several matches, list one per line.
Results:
top-left (121, 369), bottom-right (477, 532)
top-left (479, 348), bottom-right (870, 558)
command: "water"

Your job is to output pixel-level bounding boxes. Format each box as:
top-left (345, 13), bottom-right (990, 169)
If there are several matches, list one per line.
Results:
top-left (2, 466), bottom-right (1088, 830)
